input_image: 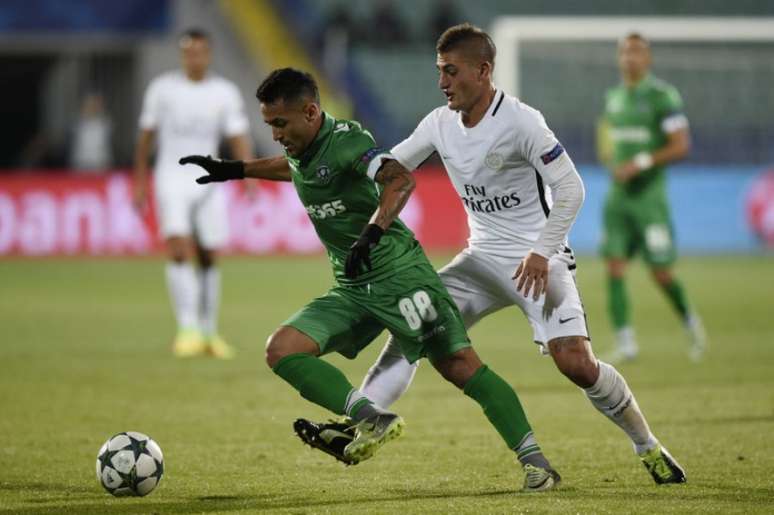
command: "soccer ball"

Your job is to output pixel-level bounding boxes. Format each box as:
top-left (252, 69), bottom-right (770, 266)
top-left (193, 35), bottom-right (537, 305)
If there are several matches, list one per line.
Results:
top-left (96, 431), bottom-right (164, 497)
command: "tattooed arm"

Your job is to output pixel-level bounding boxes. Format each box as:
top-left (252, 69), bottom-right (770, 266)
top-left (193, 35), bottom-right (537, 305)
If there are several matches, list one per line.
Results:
top-left (370, 159), bottom-right (416, 230)
top-left (343, 157), bottom-right (416, 279)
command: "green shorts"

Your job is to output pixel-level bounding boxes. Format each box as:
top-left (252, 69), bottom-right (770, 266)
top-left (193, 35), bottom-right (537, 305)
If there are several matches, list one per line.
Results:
top-left (282, 261), bottom-right (470, 364)
top-left (601, 193), bottom-right (677, 266)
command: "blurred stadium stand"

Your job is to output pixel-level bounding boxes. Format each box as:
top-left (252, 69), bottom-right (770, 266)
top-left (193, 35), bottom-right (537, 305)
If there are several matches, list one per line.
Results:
top-left (303, 0), bottom-right (774, 163)
top-left (0, 0), bottom-right (276, 169)
top-left (3, 0), bottom-right (773, 166)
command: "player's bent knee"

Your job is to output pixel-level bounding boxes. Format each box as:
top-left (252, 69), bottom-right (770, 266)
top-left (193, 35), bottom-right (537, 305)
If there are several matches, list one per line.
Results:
top-left (607, 259), bottom-right (627, 278)
top-left (549, 336), bottom-right (598, 388)
top-left (166, 237), bottom-right (194, 263)
top-left (265, 326), bottom-right (319, 369)
top-left (167, 249), bottom-right (189, 263)
top-left (196, 247), bottom-right (217, 268)
top-left (431, 348), bottom-right (482, 389)
top-left (651, 267), bottom-right (673, 286)
top-left (265, 328), bottom-right (293, 369)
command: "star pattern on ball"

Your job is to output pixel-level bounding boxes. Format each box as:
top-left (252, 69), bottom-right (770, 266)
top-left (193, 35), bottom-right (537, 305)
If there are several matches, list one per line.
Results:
top-left (97, 432), bottom-right (163, 497)
top-left (126, 434), bottom-right (148, 461)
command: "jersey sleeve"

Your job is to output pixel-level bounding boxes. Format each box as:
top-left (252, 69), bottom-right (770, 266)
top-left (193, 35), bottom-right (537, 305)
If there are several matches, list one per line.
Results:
top-left (138, 78), bottom-right (162, 130)
top-left (514, 107), bottom-right (573, 184)
top-left (390, 111), bottom-right (436, 171)
top-left (337, 123), bottom-right (391, 180)
top-left (656, 85), bottom-right (688, 134)
top-left (221, 82), bottom-right (250, 137)
top-left (512, 107), bottom-right (584, 258)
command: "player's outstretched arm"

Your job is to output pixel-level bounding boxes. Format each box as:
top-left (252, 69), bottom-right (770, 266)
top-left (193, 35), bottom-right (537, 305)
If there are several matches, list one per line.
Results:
top-left (243, 156), bottom-right (291, 181)
top-left (179, 155), bottom-right (291, 183)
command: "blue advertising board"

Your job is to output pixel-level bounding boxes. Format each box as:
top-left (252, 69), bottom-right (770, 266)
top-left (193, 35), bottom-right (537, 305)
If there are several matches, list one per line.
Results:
top-left (571, 166), bottom-right (768, 254)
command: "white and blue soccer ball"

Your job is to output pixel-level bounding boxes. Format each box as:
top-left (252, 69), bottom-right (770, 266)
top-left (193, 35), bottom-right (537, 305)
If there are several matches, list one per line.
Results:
top-left (96, 431), bottom-right (164, 497)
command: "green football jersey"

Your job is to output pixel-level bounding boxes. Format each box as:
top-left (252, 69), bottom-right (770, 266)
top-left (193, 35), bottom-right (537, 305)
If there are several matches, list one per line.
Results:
top-left (285, 113), bottom-right (425, 286)
top-left (604, 74), bottom-right (686, 196)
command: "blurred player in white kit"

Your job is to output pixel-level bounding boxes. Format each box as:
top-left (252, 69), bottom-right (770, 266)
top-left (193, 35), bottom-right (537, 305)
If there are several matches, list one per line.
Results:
top-left (133, 28), bottom-right (252, 358)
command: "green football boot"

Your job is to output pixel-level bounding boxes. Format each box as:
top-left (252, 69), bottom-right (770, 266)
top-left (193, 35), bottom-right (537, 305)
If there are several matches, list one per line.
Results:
top-left (639, 445), bottom-right (687, 484)
top-left (343, 413), bottom-right (405, 464)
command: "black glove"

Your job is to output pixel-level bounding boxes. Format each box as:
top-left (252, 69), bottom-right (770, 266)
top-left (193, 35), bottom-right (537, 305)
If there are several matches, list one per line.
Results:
top-left (344, 224), bottom-right (384, 279)
top-left (179, 155), bottom-right (245, 184)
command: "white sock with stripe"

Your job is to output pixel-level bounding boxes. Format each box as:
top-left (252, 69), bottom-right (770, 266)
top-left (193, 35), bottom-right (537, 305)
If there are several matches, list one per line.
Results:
top-left (585, 361), bottom-right (658, 454)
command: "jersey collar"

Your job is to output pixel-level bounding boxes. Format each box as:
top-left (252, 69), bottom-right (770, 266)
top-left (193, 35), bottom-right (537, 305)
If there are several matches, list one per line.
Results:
top-left (625, 73), bottom-right (653, 93)
top-left (297, 113), bottom-right (334, 166)
top-left (457, 88), bottom-right (502, 131)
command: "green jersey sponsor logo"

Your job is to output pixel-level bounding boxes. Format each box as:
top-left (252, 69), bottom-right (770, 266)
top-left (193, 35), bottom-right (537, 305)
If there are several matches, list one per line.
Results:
top-left (286, 113), bottom-right (426, 285)
top-left (305, 199), bottom-right (346, 220)
top-left (609, 126), bottom-right (651, 144)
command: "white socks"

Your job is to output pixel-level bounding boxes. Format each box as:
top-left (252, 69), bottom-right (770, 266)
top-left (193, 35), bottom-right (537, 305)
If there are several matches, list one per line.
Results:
top-left (199, 267), bottom-right (221, 337)
top-left (165, 262), bottom-right (221, 337)
top-left (615, 326), bottom-right (638, 356)
top-left (584, 361), bottom-right (658, 454)
top-left (360, 337), bottom-right (418, 409)
top-left (165, 262), bottom-right (200, 331)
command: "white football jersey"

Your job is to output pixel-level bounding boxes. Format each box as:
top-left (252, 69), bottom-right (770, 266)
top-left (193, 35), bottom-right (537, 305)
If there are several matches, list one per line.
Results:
top-left (392, 90), bottom-right (575, 260)
top-left (139, 71), bottom-right (249, 178)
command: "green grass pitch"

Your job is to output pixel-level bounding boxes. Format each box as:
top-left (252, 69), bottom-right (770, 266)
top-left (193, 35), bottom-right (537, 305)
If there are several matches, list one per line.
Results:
top-left (1, 255), bottom-right (773, 514)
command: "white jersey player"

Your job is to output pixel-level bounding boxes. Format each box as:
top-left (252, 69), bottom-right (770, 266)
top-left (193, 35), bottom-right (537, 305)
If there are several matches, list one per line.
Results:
top-left (133, 28), bottom-right (251, 359)
top-left (296, 23), bottom-right (686, 486)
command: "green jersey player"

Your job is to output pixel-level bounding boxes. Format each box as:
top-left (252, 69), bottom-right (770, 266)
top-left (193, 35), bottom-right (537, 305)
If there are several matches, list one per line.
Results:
top-left (600, 33), bottom-right (706, 363)
top-left (180, 68), bottom-right (560, 491)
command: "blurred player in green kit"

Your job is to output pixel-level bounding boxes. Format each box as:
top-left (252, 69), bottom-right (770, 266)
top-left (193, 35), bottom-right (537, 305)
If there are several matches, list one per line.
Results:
top-left (180, 68), bottom-right (561, 491)
top-left (600, 33), bottom-right (706, 362)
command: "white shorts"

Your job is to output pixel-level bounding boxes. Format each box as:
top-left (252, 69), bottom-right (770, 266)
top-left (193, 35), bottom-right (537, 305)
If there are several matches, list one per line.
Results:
top-left (153, 172), bottom-right (228, 249)
top-left (438, 247), bottom-right (589, 354)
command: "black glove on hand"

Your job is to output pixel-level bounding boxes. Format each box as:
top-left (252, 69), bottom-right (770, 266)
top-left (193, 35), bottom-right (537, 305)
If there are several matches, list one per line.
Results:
top-left (345, 224), bottom-right (384, 279)
top-left (179, 155), bottom-right (245, 184)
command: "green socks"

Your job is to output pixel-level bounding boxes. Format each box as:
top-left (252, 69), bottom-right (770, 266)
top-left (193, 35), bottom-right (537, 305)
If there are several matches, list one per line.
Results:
top-left (659, 278), bottom-right (690, 320)
top-left (610, 273), bottom-right (690, 325)
top-left (608, 276), bottom-right (630, 329)
top-left (463, 365), bottom-right (535, 453)
top-left (272, 353), bottom-right (362, 416)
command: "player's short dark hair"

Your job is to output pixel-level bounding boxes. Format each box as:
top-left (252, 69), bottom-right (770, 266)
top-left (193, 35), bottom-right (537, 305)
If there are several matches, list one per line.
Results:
top-left (436, 23), bottom-right (496, 66)
top-left (621, 32), bottom-right (650, 47)
top-left (179, 27), bottom-right (211, 44)
top-left (255, 68), bottom-right (320, 105)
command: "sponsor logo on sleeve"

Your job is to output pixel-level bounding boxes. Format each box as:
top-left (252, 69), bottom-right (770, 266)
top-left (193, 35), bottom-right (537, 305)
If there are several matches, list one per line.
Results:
top-left (540, 143), bottom-right (564, 165)
top-left (359, 147), bottom-right (385, 166)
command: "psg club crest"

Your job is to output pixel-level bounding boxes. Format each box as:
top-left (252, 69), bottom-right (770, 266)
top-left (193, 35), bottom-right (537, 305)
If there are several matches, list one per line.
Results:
top-left (316, 165), bottom-right (332, 185)
top-left (485, 152), bottom-right (504, 171)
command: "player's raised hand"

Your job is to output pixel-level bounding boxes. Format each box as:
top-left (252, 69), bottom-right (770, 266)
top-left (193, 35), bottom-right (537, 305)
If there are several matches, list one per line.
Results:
top-left (345, 224), bottom-right (384, 279)
top-left (179, 155), bottom-right (245, 184)
top-left (513, 251), bottom-right (549, 301)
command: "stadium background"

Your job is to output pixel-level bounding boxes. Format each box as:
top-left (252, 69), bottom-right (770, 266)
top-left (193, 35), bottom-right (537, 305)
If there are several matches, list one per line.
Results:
top-left (1, 1), bottom-right (773, 513)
